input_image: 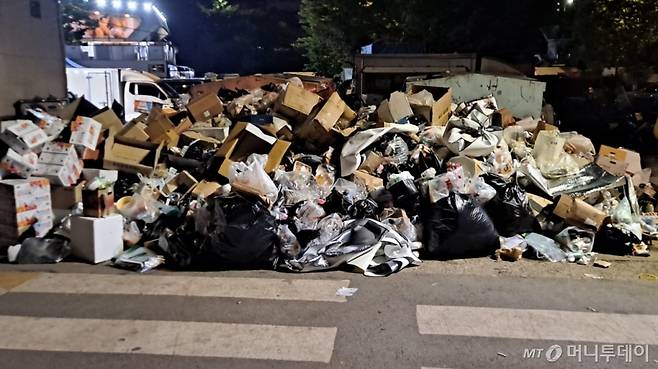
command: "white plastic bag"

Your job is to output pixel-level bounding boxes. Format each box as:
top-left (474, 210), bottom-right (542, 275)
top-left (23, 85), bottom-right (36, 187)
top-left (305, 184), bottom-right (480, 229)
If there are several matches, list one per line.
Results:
top-left (228, 154), bottom-right (278, 204)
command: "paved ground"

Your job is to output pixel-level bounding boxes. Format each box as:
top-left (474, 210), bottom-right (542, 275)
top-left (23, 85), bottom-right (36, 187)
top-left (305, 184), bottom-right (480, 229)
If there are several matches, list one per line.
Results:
top-left (0, 256), bottom-right (656, 369)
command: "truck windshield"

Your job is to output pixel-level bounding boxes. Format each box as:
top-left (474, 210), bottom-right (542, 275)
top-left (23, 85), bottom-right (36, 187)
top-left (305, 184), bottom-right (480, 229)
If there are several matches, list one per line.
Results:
top-left (158, 81), bottom-right (180, 99)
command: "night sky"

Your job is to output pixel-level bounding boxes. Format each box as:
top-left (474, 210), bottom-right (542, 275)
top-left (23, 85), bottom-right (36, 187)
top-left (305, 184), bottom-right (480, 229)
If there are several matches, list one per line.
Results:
top-left (156, 0), bottom-right (305, 75)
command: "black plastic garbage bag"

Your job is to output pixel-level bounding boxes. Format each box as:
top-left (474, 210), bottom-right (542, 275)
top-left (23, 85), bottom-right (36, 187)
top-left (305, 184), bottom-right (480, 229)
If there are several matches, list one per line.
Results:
top-left (484, 176), bottom-right (536, 237)
top-left (594, 224), bottom-right (640, 256)
top-left (423, 192), bottom-right (499, 259)
top-left (16, 237), bottom-right (71, 264)
top-left (202, 194), bottom-right (278, 269)
top-left (388, 179), bottom-right (420, 215)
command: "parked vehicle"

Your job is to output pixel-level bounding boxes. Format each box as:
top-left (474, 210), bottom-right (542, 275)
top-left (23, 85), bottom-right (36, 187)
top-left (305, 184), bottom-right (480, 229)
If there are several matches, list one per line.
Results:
top-left (66, 68), bottom-right (182, 121)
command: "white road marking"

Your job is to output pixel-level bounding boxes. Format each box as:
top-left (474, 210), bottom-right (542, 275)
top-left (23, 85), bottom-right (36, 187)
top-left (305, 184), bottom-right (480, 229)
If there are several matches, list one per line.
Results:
top-left (12, 273), bottom-right (351, 302)
top-left (417, 305), bottom-right (658, 345)
top-left (0, 315), bottom-right (337, 363)
top-left (0, 288), bottom-right (6, 296)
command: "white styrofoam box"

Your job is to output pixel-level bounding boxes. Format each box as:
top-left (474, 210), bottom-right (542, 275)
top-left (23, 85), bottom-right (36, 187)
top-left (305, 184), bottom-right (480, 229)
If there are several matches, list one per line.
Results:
top-left (70, 214), bottom-right (124, 264)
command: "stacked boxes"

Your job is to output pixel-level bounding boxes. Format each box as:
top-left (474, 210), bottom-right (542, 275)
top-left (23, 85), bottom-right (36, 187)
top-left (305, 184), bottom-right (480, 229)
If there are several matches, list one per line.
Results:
top-left (0, 177), bottom-right (53, 248)
top-left (34, 142), bottom-right (83, 186)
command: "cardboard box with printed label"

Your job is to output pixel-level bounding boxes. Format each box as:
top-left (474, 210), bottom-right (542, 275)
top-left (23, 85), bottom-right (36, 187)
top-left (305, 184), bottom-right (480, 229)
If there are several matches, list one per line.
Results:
top-left (215, 122), bottom-right (290, 178)
top-left (186, 93), bottom-right (224, 122)
top-left (82, 186), bottom-right (115, 218)
top-left (70, 116), bottom-right (102, 150)
top-left (0, 149), bottom-right (38, 178)
top-left (34, 142), bottom-right (82, 186)
top-left (0, 120), bottom-right (48, 154)
top-left (51, 182), bottom-right (85, 210)
top-left (0, 178), bottom-right (53, 248)
top-left (70, 214), bottom-right (124, 263)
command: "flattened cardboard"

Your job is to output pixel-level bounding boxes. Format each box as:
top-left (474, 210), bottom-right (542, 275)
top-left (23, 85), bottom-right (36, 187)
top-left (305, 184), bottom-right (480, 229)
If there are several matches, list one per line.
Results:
top-left (186, 93), bottom-right (224, 122)
top-left (103, 135), bottom-right (163, 176)
top-left (553, 195), bottom-right (607, 230)
top-left (596, 145), bottom-right (642, 176)
top-left (275, 84), bottom-right (321, 121)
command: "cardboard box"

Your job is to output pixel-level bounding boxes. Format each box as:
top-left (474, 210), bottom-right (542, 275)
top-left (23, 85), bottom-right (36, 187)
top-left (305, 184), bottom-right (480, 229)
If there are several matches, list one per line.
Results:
top-left (51, 183), bottom-right (85, 210)
top-left (0, 120), bottom-right (48, 154)
top-left (162, 171), bottom-right (198, 196)
top-left (82, 169), bottom-right (119, 183)
top-left (215, 122), bottom-right (290, 178)
top-left (353, 170), bottom-right (384, 192)
top-left (144, 107), bottom-right (176, 144)
top-left (314, 92), bottom-right (348, 131)
top-left (388, 92), bottom-right (414, 122)
top-left (103, 135), bottom-right (163, 176)
top-left (553, 195), bottom-right (608, 230)
top-left (408, 89), bottom-right (434, 122)
top-left (0, 178), bottom-right (52, 247)
top-left (186, 93), bottom-right (224, 122)
top-left (91, 107), bottom-right (124, 133)
top-left (117, 121), bottom-right (150, 141)
top-left (70, 214), bottom-right (123, 263)
top-left (82, 187), bottom-right (115, 218)
top-left (409, 85), bottom-right (452, 126)
top-left (275, 85), bottom-right (321, 121)
top-left (596, 145), bottom-right (642, 177)
top-left (34, 142), bottom-right (82, 186)
top-left (70, 116), bottom-right (102, 150)
top-left (192, 180), bottom-right (222, 198)
top-left (0, 149), bottom-right (38, 178)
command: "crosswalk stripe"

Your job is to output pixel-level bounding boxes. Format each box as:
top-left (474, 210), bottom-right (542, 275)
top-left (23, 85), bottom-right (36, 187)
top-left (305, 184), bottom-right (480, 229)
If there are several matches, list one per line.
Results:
top-left (11, 273), bottom-right (351, 302)
top-left (417, 305), bottom-right (658, 345)
top-left (0, 315), bottom-right (337, 362)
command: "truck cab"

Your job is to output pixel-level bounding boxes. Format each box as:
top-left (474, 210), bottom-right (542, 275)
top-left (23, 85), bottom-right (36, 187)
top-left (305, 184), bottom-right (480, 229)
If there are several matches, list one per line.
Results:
top-left (66, 68), bottom-right (181, 121)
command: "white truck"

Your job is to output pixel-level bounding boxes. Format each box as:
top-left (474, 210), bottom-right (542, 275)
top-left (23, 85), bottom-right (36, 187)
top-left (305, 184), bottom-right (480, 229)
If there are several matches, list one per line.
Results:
top-left (66, 68), bottom-right (183, 121)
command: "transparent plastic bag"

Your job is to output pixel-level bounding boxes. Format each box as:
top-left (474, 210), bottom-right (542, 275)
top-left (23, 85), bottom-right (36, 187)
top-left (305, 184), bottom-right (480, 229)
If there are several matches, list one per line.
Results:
top-left (115, 187), bottom-right (163, 223)
top-left (277, 224), bottom-right (301, 259)
top-left (228, 154), bottom-right (278, 204)
top-left (533, 130), bottom-right (579, 178)
top-left (275, 170), bottom-right (321, 205)
top-left (384, 136), bottom-right (409, 164)
top-left (295, 201), bottom-right (327, 231)
top-left (333, 178), bottom-right (367, 203)
top-left (123, 221), bottom-right (142, 245)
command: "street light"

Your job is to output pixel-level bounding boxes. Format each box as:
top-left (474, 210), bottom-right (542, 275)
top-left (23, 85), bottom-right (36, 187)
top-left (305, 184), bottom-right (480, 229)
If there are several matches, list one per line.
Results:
top-left (127, 1), bottom-right (137, 11)
top-left (96, 0), bottom-right (107, 8)
top-left (143, 2), bottom-right (153, 12)
top-left (112, 0), bottom-right (122, 10)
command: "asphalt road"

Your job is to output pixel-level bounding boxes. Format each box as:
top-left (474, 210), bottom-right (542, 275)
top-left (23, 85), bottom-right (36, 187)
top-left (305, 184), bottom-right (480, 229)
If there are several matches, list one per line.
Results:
top-left (0, 260), bottom-right (657, 369)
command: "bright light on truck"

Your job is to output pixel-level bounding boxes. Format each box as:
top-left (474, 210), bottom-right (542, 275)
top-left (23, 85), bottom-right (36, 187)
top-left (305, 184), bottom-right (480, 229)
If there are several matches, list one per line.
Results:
top-left (127, 1), bottom-right (137, 11)
top-left (112, 0), bottom-right (122, 10)
top-left (96, 0), bottom-right (107, 8)
top-left (143, 2), bottom-right (153, 12)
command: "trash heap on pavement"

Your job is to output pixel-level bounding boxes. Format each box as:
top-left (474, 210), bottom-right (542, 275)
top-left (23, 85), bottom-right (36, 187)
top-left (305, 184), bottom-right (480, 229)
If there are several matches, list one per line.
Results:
top-left (1, 74), bottom-right (656, 275)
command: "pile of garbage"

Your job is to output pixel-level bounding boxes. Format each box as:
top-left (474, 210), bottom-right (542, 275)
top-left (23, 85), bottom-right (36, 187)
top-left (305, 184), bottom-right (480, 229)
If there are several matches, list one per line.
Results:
top-left (1, 74), bottom-right (656, 276)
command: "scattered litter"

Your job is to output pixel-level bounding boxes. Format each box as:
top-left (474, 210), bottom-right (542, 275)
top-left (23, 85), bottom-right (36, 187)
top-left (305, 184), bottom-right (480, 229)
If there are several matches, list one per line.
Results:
top-left (497, 352), bottom-right (508, 358)
top-left (584, 273), bottom-right (604, 280)
top-left (593, 260), bottom-right (612, 269)
top-left (336, 287), bottom-right (359, 297)
top-left (638, 273), bottom-right (658, 281)
top-left (587, 306), bottom-right (598, 312)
